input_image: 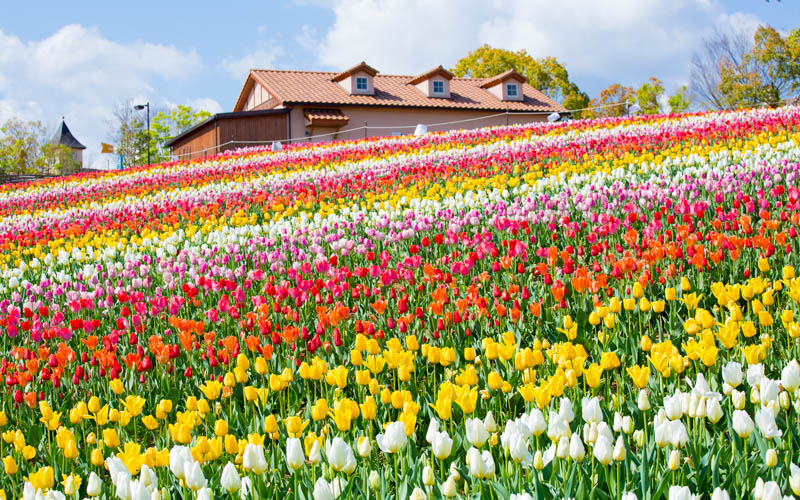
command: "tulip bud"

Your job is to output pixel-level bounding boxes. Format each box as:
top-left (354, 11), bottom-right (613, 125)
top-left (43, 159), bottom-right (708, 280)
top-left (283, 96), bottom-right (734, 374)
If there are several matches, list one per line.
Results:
top-left (569, 434), bottom-right (585, 462)
top-left (621, 416), bottom-right (634, 434)
top-left (637, 390), bottom-right (650, 411)
top-left (780, 391), bottom-right (791, 410)
top-left (711, 487), bottom-right (730, 500)
top-left (732, 390), bottom-right (745, 410)
top-left (533, 450), bottom-right (545, 470)
top-left (449, 462), bottom-right (461, 482)
top-left (87, 471), bottom-right (103, 497)
top-left (668, 449), bottom-right (680, 471)
top-left (633, 429), bottom-right (645, 448)
top-left (706, 398), bottom-right (723, 424)
top-left (422, 465), bottom-right (434, 486)
top-left (368, 470), bottom-right (380, 490)
top-left (442, 475), bottom-right (457, 498)
top-left (765, 448), bottom-right (778, 468)
top-left (613, 436), bottom-right (626, 461)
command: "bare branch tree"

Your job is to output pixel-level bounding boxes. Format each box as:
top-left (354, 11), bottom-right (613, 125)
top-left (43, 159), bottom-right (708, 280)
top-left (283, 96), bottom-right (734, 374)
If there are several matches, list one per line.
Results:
top-left (689, 28), bottom-right (752, 109)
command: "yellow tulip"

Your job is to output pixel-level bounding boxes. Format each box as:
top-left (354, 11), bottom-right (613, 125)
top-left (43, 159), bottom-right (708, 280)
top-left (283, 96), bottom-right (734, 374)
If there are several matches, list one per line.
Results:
top-left (2, 456), bottom-right (17, 475)
top-left (284, 416), bottom-right (309, 438)
top-left (311, 399), bottom-right (329, 421)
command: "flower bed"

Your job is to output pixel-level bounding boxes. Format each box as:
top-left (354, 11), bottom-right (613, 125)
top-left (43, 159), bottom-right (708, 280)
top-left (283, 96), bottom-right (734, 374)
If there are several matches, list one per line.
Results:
top-left (2, 108), bottom-right (800, 499)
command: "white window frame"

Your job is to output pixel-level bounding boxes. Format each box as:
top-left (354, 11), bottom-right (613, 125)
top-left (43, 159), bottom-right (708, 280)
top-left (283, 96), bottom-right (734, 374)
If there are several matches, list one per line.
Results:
top-left (432, 80), bottom-right (445, 95)
top-left (507, 83), bottom-right (518, 97)
top-left (355, 77), bottom-right (368, 91)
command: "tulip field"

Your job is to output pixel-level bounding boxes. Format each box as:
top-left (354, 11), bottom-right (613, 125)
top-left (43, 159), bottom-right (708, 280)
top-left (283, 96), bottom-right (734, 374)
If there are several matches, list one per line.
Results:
top-left (5, 106), bottom-right (800, 499)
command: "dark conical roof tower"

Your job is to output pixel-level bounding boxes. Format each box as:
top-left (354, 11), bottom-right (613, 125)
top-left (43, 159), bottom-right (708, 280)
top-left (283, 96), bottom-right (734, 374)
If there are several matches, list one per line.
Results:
top-left (51, 119), bottom-right (86, 150)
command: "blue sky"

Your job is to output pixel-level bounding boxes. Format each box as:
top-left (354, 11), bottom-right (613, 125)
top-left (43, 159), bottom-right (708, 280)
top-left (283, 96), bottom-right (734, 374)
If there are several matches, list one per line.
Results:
top-left (0, 0), bottom-right (798, 167)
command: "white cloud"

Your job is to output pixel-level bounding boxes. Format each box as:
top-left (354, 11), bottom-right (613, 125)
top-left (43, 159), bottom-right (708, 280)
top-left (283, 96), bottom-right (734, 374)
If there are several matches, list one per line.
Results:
top-left (0, 24), bottom-right (202, 166)
top-left (220, 45), bottom-right (285, 79)
top-left (315, 0), bottom-right (765, 95)
top-left (188, 97), bottom-right (223, 114)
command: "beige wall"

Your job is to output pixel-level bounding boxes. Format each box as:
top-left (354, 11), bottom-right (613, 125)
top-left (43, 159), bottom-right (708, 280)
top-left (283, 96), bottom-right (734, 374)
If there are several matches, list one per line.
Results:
top-left (288, 106), bottom-right (547, 143)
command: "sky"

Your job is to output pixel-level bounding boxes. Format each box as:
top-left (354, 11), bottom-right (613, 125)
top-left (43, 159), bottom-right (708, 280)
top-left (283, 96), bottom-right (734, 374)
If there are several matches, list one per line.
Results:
top-left (0, 0), bottom-right (798, 169)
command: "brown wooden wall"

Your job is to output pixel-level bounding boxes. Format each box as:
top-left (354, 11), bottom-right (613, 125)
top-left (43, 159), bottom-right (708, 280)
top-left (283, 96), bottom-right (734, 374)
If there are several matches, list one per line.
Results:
top-left (217, 115), bottom-right (287, 153)
top-left (170, 113), bottom-right (288, 161)
top-left (171, 122), bottom-right (218, 161)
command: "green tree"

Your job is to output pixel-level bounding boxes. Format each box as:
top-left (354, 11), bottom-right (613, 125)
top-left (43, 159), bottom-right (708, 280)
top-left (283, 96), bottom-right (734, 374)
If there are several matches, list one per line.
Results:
top-left (452, 45), bottom-right (590, 117)
top-left (0, 118), bottom-right (70, 175)
top-left (692, 25), bottom-right (800, 110)
top-left (149, 105), bottom-right (211, 163)
top-left (634, 78), bottom-right (692, 115)
top-left (584, 84), bottom-right (635, 118)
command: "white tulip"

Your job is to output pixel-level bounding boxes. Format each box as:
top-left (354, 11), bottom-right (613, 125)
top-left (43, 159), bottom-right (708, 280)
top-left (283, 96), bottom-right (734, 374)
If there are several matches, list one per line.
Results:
top-left (569, 433), bottom-right (585, 461)
top-left (466, 418), bottom-right (489, 447)
top-left (184, 460), bottom-right (207, 491)
top-left (308, 440), bottom-right (322, 464)
top-left (286, 437), bottom-right (305, 471)
top-left (220, 462), bottom-right (241, 493)
top-left (242, 443), bottom-right (268, 474)
top-left (783, 360), bottom-right (800, 392)
top-left (668, 485), bottom-right (693, 500)
top-left (755, 408), bottom-right (783, 439)
top-left (168, 446), bottom-right (191, 480)
top-left (732, 410), bottom-right (754, 438)
top-left (377, 421), bottom-right (408, 454)
top-left (547, 411), bottom-right (570, 441)
top-left (638, 390), bottom-right (651, 411)
top-left (484, 411), bottom-right (497, 432)
top-left (747, 364), bottom-right (765, 387)
top-left (326, 437), bottom-right (357, 474)
top-left (442, 475), bottom-right (457, 497)
top-left (410, 486), bottom-right (426, 500)
top-left (196, 487), bottom-right (213, 500)
top-left (556, 435), bottom-right (569, 459)
top-left (765, 448), bottom-right (778, 467)
top-left (622, 493), bottom-right (638, 500)
top-left (710, 487), bottom-right (730, 500)
top-left (508, 429), bottom-right (532, 465)
top-left (732, 389), bottom-right (746, 410)
top-left (722, 361), bottom-right (743, 388)
top-left (790, 463), bottom-right (800, 496)
top-left (613, 435), bottom-right (626, 461)
top-left (87, 471), bottom-right (102, 497)
top-left (313, 478), bottom-right (335, 500)
top-left (706, 398), bottom-right (723, 424)
top-left (593, 434), bottom-right (613, 465)
top-left (426, 419), bottom-right (440, 444)
top-left (613, 412), bottom-right (624, 433)
top-left (663, 392), bottom-right (683, 420)
top-left (526, 409), bottom-right (546, 436)
top-left (582, 397), bottom-right (603, 423)
top-left (140, 465), bottom-right (157, 492)
top-left (559, 397), bottom-right (575, 422)
top-left (758, 480), bottom-right (782, 500)
top-left (369, 470), bottom-right (380, 490)
top-left (239, 477), bottom-right (253, 500)
top-left (432, 429), bottom-right (454, 460)
top-left (422, 465), bottom-right (434, 486)
top-left (668, 449), bottom-right (680, 471)
top-left (357, 436), bottom-right (371, 457)
top-left (510, 494), bottom-right (534, 500)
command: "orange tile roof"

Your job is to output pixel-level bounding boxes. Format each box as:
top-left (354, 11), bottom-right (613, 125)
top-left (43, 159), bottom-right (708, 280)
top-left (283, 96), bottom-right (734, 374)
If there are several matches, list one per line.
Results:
top-left (236, 69), bottom-right (566, 113)
top-left (408, 65), bottom-right (454, 85)
top-left (480, 69), bottom-right (527, 88)
top-left (304, 108), bottom-right (350, 126)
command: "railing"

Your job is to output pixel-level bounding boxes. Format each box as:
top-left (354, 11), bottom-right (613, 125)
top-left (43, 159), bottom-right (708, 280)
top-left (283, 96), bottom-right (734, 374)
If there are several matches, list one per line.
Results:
top-left (0, 169), bottom-right (102, 186)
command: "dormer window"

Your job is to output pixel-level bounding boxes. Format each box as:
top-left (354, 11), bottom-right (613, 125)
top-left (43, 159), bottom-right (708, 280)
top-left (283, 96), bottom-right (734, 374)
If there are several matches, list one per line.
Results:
top-left (332, 61), bottom-right (378, 95)
top-left (409, 66), bottom-right (454, 98)
top-left (479, 69), bottom-right (527, 102)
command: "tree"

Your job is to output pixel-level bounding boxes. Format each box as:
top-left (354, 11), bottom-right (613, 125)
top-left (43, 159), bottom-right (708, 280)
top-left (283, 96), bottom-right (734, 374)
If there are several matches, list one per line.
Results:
top-left (106, 99), bottom-right (151, 167)
top-left (691, 25), bottom-right (800, 110)
top-left (452, 45), bottom-right (590, 117)
top-left (634, 78), bottom-right (692, 115)
top-left (149, 105), bottom-right (212, 163)
top-left (0, 118), bottom-right (70, 175)
top-left (107, 101), bottom-right (211, 167)
top-left (584, 84), bottom-right (634, 118)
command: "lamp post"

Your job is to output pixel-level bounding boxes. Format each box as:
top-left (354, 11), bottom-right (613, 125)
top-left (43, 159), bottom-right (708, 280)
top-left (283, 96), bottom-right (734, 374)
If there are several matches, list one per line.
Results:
top-left (134, 102), bottom-right (150, 165)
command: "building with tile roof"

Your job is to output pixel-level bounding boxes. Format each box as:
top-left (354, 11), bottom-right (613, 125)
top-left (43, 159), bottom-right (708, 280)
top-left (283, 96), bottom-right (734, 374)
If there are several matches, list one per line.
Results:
top-left (167, 62), bottom-right (568, 159)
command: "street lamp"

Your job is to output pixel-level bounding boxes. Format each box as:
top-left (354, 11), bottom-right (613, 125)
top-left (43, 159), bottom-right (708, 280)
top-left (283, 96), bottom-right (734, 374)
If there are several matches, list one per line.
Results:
top-left (134, 102), bottom-right (150, 165)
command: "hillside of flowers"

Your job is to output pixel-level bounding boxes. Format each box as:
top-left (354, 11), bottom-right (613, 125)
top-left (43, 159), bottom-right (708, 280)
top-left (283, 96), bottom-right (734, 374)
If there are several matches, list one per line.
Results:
top-left (2, 107), bottom-right (800, 499)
